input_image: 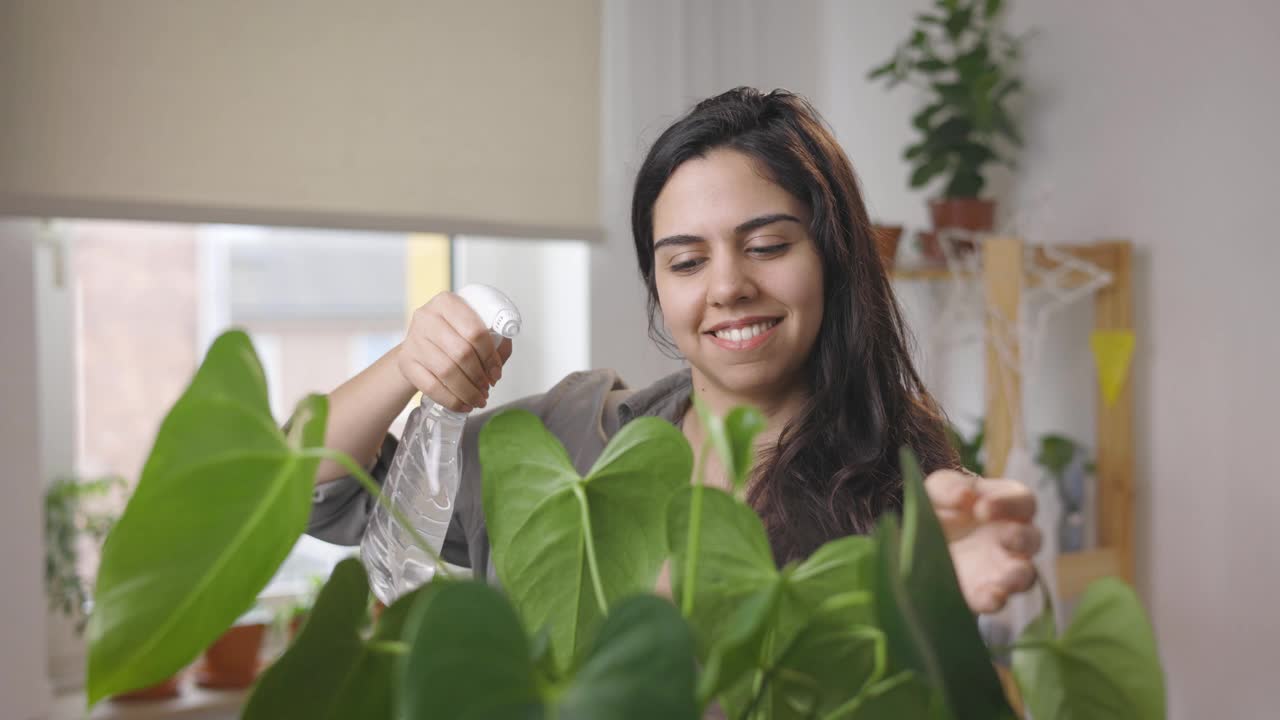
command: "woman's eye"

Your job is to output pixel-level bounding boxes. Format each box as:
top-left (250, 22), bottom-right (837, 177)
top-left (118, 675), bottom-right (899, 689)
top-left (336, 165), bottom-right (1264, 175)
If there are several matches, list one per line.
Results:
top-left (670, 257), bottom-right (705, 273)
top-left (749, 243), bottom-right (789, 257)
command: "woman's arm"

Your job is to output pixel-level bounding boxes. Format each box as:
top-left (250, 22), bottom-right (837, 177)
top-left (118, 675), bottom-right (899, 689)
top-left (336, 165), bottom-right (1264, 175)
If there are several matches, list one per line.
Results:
top-left (312, 343), bottom-right (418, 485)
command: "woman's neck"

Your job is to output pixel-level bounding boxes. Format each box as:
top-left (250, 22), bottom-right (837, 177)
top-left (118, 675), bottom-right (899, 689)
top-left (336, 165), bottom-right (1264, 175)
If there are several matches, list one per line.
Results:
top-left (684, 371), bottom-right (811, 448)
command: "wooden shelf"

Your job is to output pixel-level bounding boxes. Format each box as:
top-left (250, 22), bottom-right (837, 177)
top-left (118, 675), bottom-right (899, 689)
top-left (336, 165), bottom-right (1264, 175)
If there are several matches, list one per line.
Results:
top-left (908, 237), bottom-right (1137, 602)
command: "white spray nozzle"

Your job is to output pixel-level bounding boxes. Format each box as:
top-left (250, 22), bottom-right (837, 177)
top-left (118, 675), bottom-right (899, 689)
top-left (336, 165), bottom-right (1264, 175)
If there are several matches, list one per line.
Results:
top-left (456, 284), bottom-right (522, 339)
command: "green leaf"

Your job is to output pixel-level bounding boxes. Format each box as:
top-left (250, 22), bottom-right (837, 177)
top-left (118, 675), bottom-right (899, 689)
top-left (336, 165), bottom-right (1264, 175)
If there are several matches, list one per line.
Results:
top-left (945, 7), bottom-right (972, 39)
top-left (668, 487), bottom-right (876, 710)
top-left (932, 81), bottom-right (971, 108)
top-left (867, 59), bottom-right (896, 81)
top-left (944, 169), bottom-right (984, 198)
top-left (400, 583), bottom-right (699, 720)
top-left (872, 448), bottom-right (1015, 719)
top-left (916, 58), bottom-right (947, 73)
top-left (768, 613), bottom-right (882, 719)
top-left (244, 559), bottom-right (426, 720)
top-left (992, 103), bottom-right (1022, 146)
top-left (1013, 578), bottom-right (1166, 719)
top-left (995, 78), bottom-right (1022, 100)
top-left (984, 0), bottom-right (1004, 18)
top-left (558, 595), bottom-right (700, 719)
top-left (400, 581), bottom-right (542, 719)
top-left (86, 330), bottom-right (324, 705)
top-left (1035, 435), bottom-right (1078, 478)
top-left (955, 44), bottom-right (990, 82)
top-left (691, 396), bottom-right (766, 492)
top-left (481, 411), bottom-right (692, 669)
top-left (912, 104), bottom-right (945, 132)
top-left (910, 157), bottom-right (948, 189)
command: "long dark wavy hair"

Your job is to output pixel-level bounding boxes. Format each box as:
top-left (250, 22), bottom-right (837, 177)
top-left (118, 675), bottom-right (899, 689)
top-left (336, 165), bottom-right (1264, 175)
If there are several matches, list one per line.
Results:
top-left (631, 87), bottom-right (960, 564)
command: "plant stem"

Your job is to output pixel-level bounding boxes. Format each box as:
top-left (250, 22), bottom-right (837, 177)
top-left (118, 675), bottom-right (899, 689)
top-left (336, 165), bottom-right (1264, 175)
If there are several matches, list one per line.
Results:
top-left (303, 448), bottom-right (452, 580)
top-left (821, 670), bottom-right (916, 720)
top-left (367, 640), bottom-right (408, 655)
top-left (681, 438), bottom-right (712, 617)
top-left (572, 484), bottom-right (609, 615)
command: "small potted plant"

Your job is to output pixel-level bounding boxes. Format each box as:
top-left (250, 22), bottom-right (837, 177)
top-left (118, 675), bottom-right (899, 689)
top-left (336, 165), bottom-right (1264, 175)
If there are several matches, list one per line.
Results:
top-left (1035, 433), bottom-right (1097, 552)
top-left (868, 0), bottom-right (1025, 260)
top-left (43, 475), bottom-right (123, 693)
top-left (196, 605), bottom-right (273, 690)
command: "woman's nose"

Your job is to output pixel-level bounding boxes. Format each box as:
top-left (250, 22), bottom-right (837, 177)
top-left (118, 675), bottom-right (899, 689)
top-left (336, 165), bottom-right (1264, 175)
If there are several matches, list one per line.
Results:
top-left (705, 256), bottom-right (757, 307)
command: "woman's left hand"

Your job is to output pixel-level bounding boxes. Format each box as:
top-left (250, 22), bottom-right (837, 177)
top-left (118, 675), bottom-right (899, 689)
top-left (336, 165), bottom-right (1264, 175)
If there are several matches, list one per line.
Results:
top-left (925, 470), bottom-right (1042, 614)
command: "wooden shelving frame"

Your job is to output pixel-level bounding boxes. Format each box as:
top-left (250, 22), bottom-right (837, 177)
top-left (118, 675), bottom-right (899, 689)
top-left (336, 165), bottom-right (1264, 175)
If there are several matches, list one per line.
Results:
top-left (893, 237), bottom-right (1136, 600)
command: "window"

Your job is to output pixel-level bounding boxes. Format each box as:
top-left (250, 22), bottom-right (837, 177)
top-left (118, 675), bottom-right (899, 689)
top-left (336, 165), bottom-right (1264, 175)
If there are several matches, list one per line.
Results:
top-left (47, 218), bottom-right (590, 642)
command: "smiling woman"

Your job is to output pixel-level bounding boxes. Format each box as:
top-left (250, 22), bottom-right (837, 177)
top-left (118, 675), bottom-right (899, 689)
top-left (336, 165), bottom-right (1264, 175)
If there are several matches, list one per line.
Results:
top-left (311, 87), bottom-right (1040, 620)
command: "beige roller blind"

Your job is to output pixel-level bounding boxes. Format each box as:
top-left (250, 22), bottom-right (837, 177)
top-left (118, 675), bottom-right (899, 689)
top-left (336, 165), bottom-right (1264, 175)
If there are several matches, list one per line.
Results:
top-left (0, 0), bottom-right (601, 240)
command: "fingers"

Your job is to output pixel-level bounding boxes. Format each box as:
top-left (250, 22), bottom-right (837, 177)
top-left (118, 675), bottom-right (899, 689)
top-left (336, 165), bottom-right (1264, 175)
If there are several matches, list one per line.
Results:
top-left (438, 293), bottom-right (501, 385)
top-left (973, 478), bottom-right (1037, 523)
top-left (996, 520), bottom-right (1043, 557)
top-left (399, 292), bottom-right (517, 413)
top-left (421, 314), bottom-right (491, 405)
top-left (924, 470), bottom-right (978, 509)
top-left (967, 559), bottom-right (1038, 615)
top-left (399, 356), bottom-right (471, 413)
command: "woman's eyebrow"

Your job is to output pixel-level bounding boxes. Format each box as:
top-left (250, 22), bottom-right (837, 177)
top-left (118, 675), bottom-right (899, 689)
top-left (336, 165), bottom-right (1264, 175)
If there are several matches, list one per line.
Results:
top-left (734, 212), bottom-right (802, 235)
top-left (653, 212), bottom-right (802, 252)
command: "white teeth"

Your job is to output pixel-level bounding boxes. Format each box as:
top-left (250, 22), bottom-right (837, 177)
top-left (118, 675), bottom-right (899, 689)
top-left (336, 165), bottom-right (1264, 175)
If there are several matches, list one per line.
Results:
top-left (713, 319), bottom-right (778, 342)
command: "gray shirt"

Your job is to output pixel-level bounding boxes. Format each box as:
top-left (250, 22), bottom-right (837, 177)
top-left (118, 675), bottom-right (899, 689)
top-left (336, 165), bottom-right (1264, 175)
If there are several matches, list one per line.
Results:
top-left (306, 368), bottom-right (695, 581)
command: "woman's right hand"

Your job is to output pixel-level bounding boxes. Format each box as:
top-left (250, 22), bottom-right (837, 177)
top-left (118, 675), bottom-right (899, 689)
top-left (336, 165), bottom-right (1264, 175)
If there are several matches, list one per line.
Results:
top-left (396, 291), bottom-right (514, 413)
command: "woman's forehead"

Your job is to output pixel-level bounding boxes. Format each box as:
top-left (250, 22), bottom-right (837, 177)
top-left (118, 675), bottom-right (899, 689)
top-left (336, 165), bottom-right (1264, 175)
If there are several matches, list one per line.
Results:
top-left (652, 149), bottom-right (807, 240)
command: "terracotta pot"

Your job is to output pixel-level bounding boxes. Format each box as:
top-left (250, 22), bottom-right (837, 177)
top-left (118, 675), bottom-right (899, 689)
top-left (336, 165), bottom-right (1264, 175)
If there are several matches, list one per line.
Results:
top-left (919, 197), bottom-right (995, 263)
top-left (111, 671), bottom-right (183, 702)
top-left (871, 224), bottom-right (903, 269)
top-left (196, 623), bottom-right (266, 689)
top-left (928, 197), bottom-right (996, 232)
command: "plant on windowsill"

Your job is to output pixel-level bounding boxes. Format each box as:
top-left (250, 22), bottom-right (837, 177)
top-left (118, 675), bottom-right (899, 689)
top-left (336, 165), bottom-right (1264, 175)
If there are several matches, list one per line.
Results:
top-left (43, 475), bottom-right (123, 693)
top-left (868, 0), bottom-right (1025, 261)
top-left (82, 331), bottom-right (1165, 719)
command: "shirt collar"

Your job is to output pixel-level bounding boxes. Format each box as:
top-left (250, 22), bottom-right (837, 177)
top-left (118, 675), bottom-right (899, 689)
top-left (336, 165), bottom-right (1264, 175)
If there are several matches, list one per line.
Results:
top-left (617, 368), bottom-right (693, 427)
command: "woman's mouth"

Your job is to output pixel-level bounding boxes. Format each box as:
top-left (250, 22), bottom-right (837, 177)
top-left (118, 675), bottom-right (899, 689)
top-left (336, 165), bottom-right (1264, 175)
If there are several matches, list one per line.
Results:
top-left (706, 318), bottom-right (781, 350)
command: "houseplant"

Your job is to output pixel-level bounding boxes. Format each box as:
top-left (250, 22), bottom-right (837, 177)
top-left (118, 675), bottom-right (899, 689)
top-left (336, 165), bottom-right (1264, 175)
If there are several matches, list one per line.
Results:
top-left (43, 474), bottom-right (123, 692)
top-left (84, 331), bottom-right (1165, 718)
top-left (868, 0), bottom-right (1024, 252)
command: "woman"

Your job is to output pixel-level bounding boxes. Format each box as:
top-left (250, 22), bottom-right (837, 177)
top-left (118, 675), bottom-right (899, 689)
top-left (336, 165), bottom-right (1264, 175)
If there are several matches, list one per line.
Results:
top-left (308, 87), bottom-right (1040, 615)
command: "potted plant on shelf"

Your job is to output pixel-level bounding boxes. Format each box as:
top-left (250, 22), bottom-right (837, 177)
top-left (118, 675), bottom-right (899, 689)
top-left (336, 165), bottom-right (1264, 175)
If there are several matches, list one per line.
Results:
top-left (868, 0), bottom-right (1025, 260)
top-left (43, 474), bottom-right (123, 693)
top-left (1035, 433), bottom-right (1097, 553)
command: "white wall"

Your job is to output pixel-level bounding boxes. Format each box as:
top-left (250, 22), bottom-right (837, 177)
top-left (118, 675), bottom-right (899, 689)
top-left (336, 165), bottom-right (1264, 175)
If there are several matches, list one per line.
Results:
top-left (0, 221), bottom-right (54, 719)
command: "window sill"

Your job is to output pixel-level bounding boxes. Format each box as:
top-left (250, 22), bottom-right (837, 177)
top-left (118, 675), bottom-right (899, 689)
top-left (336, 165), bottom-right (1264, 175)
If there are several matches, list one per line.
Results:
top-left (50, 677), bottom-right (246, 720)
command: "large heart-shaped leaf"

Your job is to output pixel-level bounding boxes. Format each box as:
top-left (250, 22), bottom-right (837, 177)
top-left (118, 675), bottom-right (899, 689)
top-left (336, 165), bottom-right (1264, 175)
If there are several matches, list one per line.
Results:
top-left (87, 330), bottom-right (325, 704)
top-left (400, 581), bottom-right (543, 719)
top-left (481, 410), bottom-right (692, 669)
top-left (399, 582), bottom-right (699, 720)
top-left (667, 486), bottom-right (878, 711)
top-left (244, 558), bottom-right (428, 719)
top-left (1013, 578), bottom-right (1165, 719)
top-left (557, 594), bottom-right (699, 719)
top-left (872, 448), bottom-right (1014, 719)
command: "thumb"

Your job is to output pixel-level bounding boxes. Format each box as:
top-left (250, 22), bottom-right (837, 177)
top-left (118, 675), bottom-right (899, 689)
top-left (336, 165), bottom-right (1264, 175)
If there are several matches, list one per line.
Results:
top-left (925, 470), bottom-right (980, 539)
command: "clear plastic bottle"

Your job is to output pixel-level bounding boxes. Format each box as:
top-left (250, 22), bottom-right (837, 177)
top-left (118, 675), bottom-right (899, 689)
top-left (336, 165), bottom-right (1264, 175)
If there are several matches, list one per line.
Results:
top-left (361, 285), bottom-right (521, 604)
